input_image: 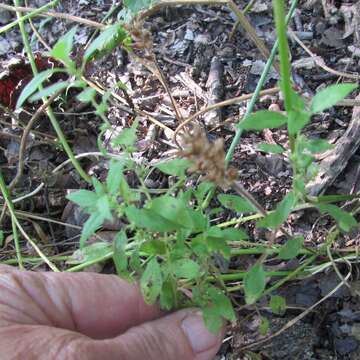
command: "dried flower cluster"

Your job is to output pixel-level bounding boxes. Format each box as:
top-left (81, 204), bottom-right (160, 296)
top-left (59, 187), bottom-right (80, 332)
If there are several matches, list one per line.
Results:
top-left (178, 126), bottom-right (238, 189)
top-left (125, 19), bottom-right (153, 59)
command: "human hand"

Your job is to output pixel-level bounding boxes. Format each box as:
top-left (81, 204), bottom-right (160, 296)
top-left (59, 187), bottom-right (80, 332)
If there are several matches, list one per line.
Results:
top-left (0, 265), bottom-right (224, 359)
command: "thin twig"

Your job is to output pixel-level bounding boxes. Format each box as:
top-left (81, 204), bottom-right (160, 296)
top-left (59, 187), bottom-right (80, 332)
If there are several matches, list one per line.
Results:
top-left (0, 3), bottom-right (104, 31)
top-left (153, 57), bottom-right (183, 122)
top-left (24, 0), bottom-right (52, 51)
top-left (289, 29), bottom-right (360, 80)
top-left (8, 90), bottom-right (63, 192)
top-left (173, 87), bottom-right (280, 147)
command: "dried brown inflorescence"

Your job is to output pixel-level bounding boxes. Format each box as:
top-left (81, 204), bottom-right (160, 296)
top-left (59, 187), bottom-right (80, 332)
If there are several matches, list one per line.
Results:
top-left (125, 19), bottom-right (153, 59)
top-left (178, 126), bottom-right (238, 189)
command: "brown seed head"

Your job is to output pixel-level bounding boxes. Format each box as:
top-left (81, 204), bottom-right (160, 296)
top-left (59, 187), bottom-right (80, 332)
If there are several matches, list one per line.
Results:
top-left (178, 126), bottom-right (238, 189)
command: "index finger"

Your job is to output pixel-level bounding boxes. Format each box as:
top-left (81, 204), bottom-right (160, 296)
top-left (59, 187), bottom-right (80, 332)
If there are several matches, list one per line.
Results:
top-left (0, 269), bottom-right (161, 339)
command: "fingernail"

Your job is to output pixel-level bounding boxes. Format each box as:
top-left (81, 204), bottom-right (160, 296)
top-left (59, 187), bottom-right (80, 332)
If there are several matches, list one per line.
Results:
top-left (181, 311), bottom-right (221, 354)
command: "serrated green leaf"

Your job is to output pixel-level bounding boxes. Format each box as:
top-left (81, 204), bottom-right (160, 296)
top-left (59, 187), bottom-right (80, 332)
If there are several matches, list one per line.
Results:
top-left (66, 190), bottom-right (99, 212)
top-left (16, 69), bottom-right (64, 109)
top-left (79, 212), bottom-right (105, 248)
top-left (187, 209), bottom-right (209, 232)
top-left (287, 109), bottom-right (311, 135)
top-left (172, 259), bottom-right (200, 280)
top-left (113, 231), bottom-right (128, 275)
top-left (202, 286), bottom-right (236, 333)
top-left (194, 182), bottom-right (213, 204)
top-left (29, 81), bottom-right (69, 102)
top-left (77, 87), bottom-right (96, 103)
top-left (50, 27), bottom-right (77, 67)
top-left (304, 138), bottom-right (334, 153)
top-left (160, 279), bottom-right (176, 310)
top-left (269, 295), bottom-right (286, 315)
top-left (140, 258), bottom-right (163, 304)
top-left (84, 24), bottom-right (130, 64)
top-left (112, 118), bottom-right (139, 148)
top-left (202, 308), bottom-right (224, 334)
top-left (244, 263), bottom-right (266, 304)
top-left (317, 204), bottom-right (357, 232)
top-left (129, 249), bottom-right (141, 272)
top-left (239, 110), bottom-right (288, 131)
top-left (154, 158), bottom-right (191, 177)
top-left (257, 191), bottom-right (296, 229)
top-left (125, 206), bottom-right (180, 232)
top-left (311, 83), bottom-right (357, 113)
top-left (92, 177), bottom-right (105, 196)
top-left (67, 242), bottom-right (111, 264)
top-left (205, 226), bottom-right (231, 258)
top-left (286, 90), bottom-right (312, 135)
top-left (316, 194), bottom-right (357, 203)
top-left (96, 195), bottom-right (112, 221)
top-left (124, 0), bottom-right (152, 14)
top-left (257, 143), bottom-right (284, 154)
top-left (218, 194), bottom-right (255, 213)
top-left (106, 159), bottom-right (125, 195)
top-left (140, 239), bottom-right (167, 255)
top-left (150, 195), bottom-right (193, 229)
top-left (259, 316), bottom-right (270, 336)
top-left (220, 227), bottom-right (249, 240)
top-left (294, 177), bottom-right (306, 195)
top-left (278, 236), bottom-right (304, 260)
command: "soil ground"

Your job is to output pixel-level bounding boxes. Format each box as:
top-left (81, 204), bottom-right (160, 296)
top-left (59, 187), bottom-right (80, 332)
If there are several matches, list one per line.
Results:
top-left (1, 0), bottom-right (360, 358)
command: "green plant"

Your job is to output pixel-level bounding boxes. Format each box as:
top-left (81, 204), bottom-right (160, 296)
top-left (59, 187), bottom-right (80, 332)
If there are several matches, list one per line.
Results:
top-left (12, 0), bottom-right (359, 335)
top-left (67, 126), bottom-right (238, 333)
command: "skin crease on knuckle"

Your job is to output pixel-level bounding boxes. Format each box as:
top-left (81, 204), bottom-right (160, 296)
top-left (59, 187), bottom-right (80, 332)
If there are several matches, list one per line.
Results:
top-left (0, 325), bottom-right (80, 360)
top-left (119, 322), bottom-right (193, 360)
top-left (0, 272), bottom-right (66, 328)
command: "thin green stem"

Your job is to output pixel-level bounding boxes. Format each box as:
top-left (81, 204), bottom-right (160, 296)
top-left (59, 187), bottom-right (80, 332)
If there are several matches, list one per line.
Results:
top-left (0, 255), bottom-right (70, 265)
top-left (226, 0), bottom-right (297, 164)
top-left (13, 0), bottom-right (91, 183)
top-left (212, 270), bottom-right (304, 282)
top-left (273, 0), bottom-right (292, 112)
top-left (230, 247), bottom-right (312, 256)
top-left (0, 0), bottom-right (59, 34)
top-left (0, 171), bottom-right (59, 271)
top-left (243, 0), bottom-right (258, 14)
top-left (201, 0), bottom-right (298, 210)
top-left (66, 252), bottom-right (114, 272)
top-left (11, 215), bottom-right (23, 270)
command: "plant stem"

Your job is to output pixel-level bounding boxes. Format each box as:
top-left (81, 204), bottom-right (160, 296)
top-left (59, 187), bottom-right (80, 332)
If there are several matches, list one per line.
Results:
top-left (0, 255), bottom-right (70, 265)
top-left (11, 215), bottom-right (23, 270)
top-left (201, 0), bottom-right (298, 210)
top-left (0, 170), bottom-right (59, 271)
top-left (273, 0), bottom-right (292, 112)
top-left (13, 0), bottom-right (91, 184)
top-left (213, 270), bottom-right (304, 282)
top-left (230, 247), bottom-right (312, 256)
top-left (66, 252), bottom-right (114, 272)
top-left (0, 0), bottom-right (59, 33)
top-left (226, 0), bottom-right (298, 164)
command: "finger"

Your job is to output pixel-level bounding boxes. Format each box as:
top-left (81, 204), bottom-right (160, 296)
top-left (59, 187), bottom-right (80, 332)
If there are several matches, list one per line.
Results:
top-left (91, 309), bottom-right (224, 360)
top-left (0, 271), bottom-right (161, 339)
top-left (0, 264), bottom-right (20, 273)
top-left (0, 310), bottom-right (223, 360)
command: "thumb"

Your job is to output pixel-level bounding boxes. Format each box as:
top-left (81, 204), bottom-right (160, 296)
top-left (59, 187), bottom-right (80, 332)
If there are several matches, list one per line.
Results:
top-left (92, 309), bottom-right (224, 360)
